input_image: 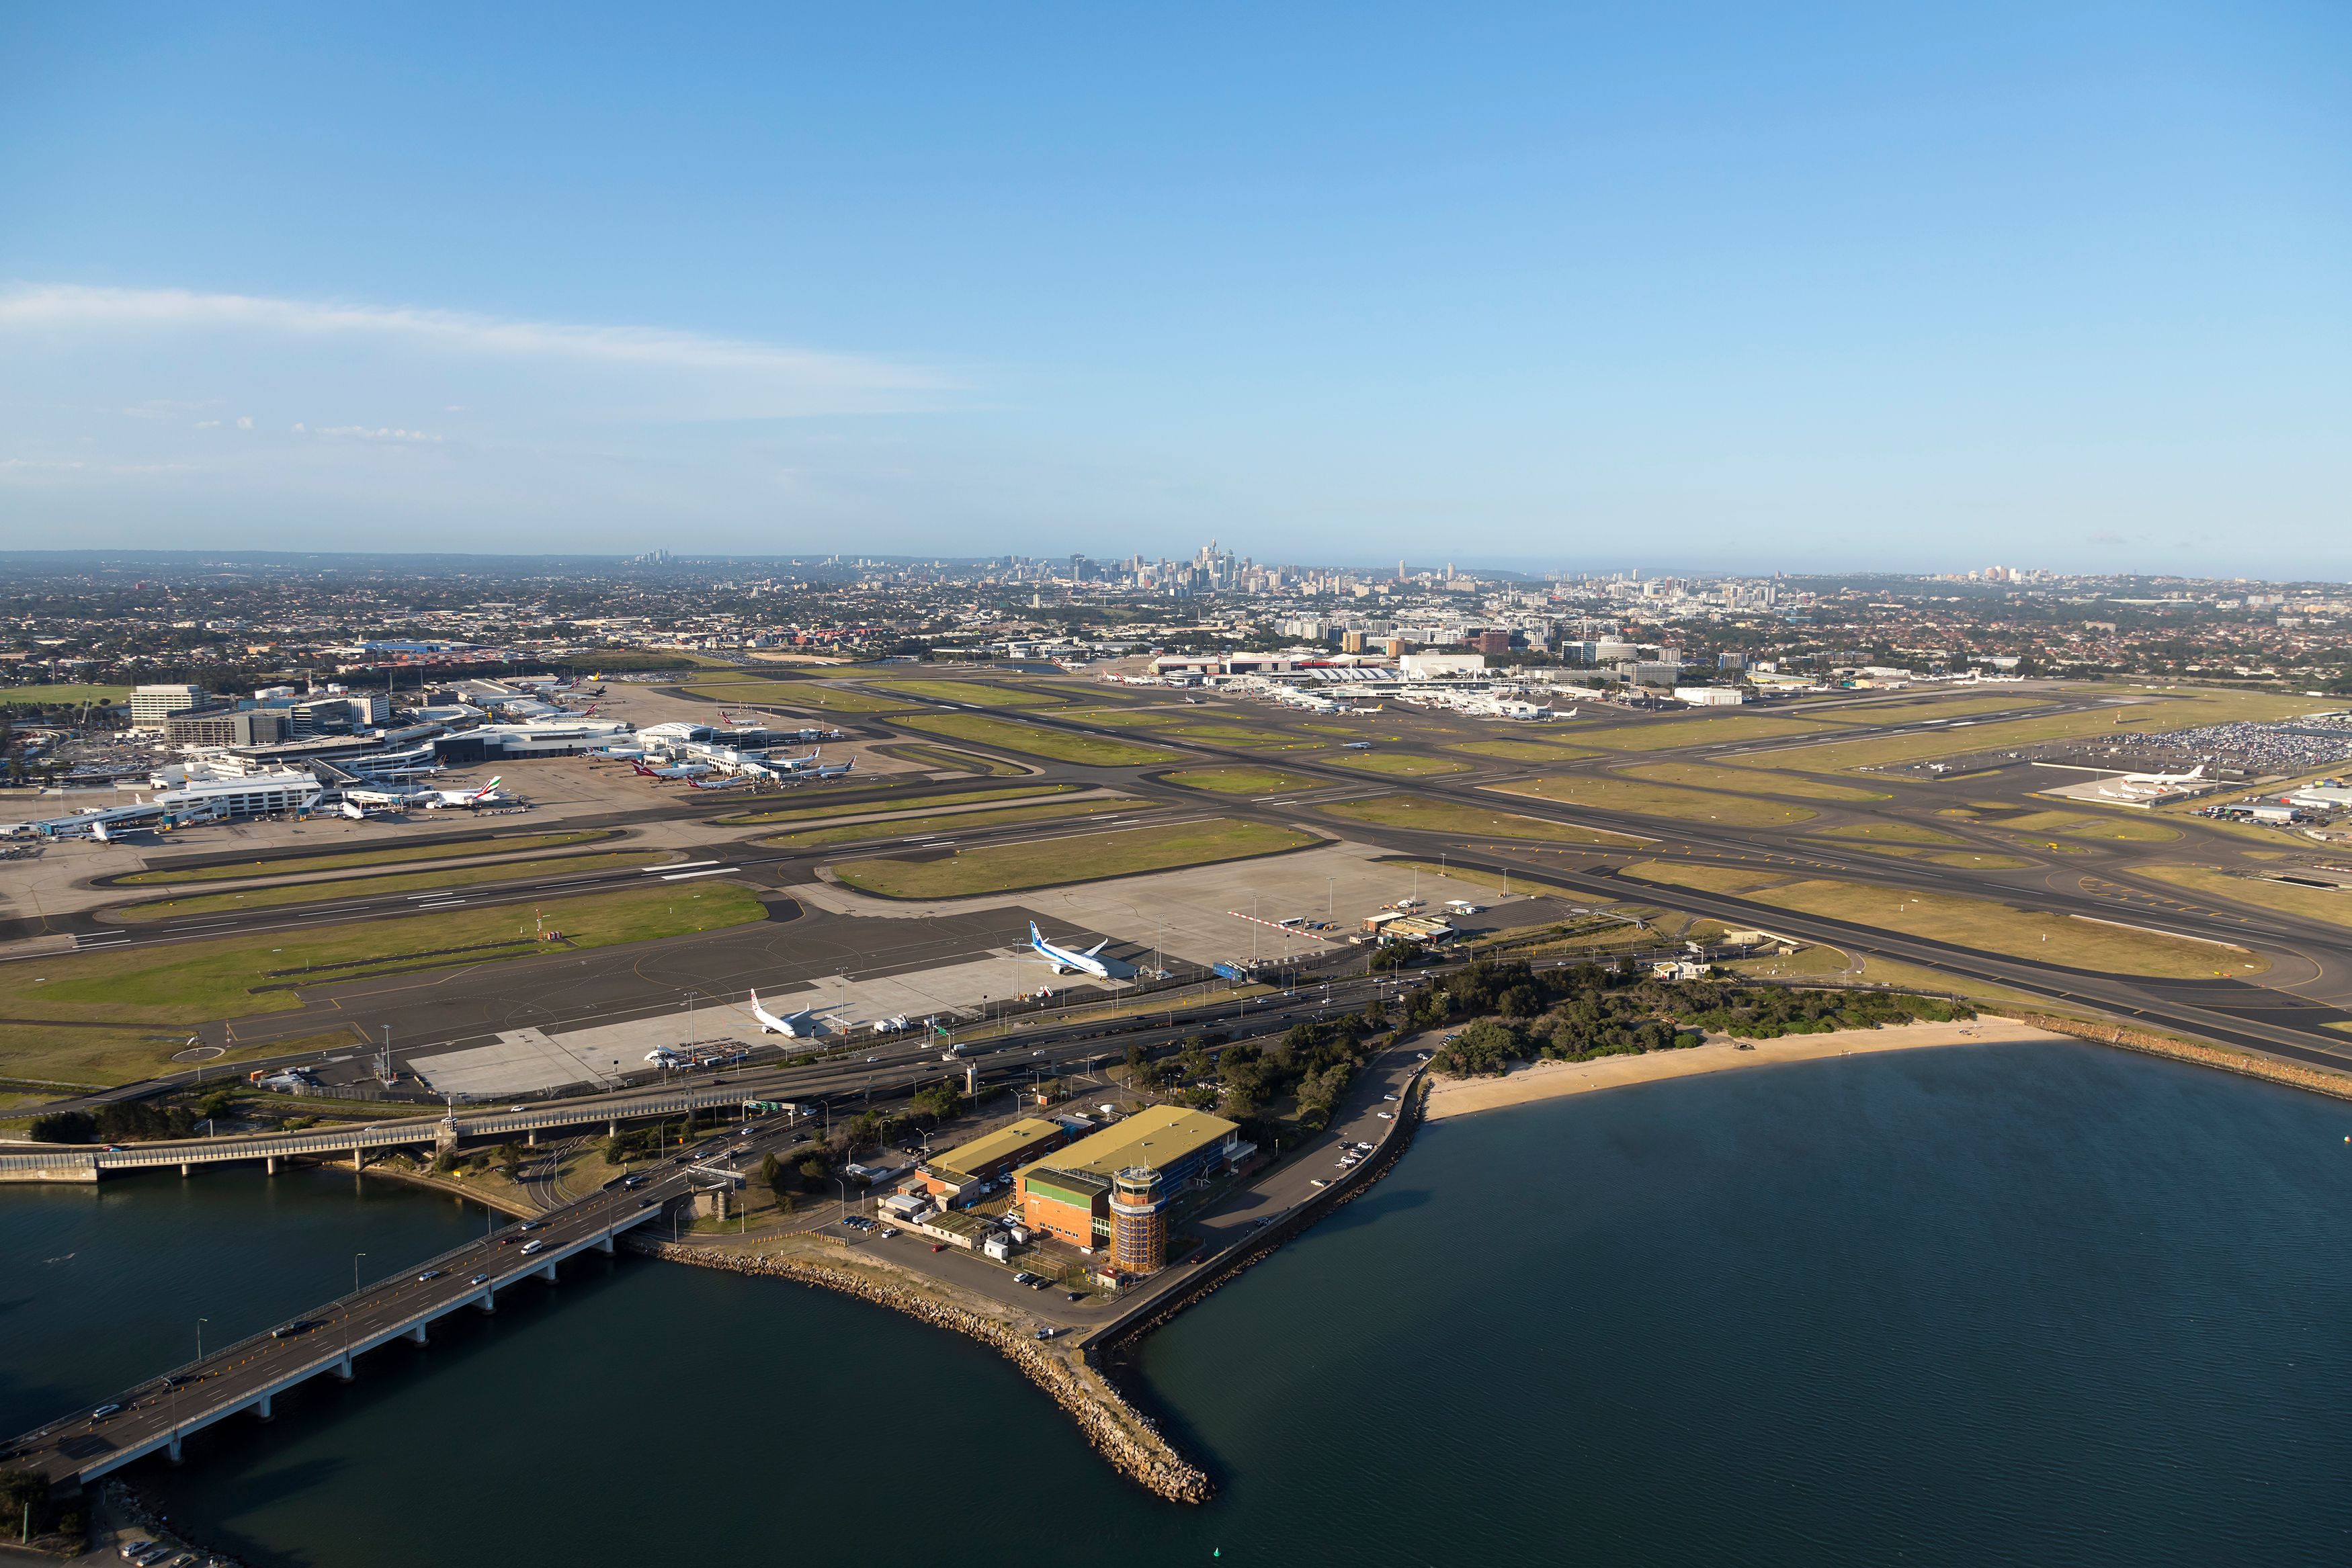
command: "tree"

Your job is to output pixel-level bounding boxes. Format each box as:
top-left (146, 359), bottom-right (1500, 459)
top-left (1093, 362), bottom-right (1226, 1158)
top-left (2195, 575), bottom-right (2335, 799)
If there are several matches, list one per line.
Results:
top-left (28, 1110), bottom-right (95, 1144)
top-left (0, 1467), bottom-right (47, 1535)
top-left (759, 1151), bottom-right (780, 1191)
top-left (495, 1142), bottom-right (524, 1179)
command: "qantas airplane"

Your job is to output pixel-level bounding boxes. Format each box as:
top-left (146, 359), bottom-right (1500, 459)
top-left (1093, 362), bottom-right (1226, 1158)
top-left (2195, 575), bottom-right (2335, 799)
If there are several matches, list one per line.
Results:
top-left (748, 989), bottom-right (821, 1037)
top-left (1030, 921), bottom-right (1116, 979)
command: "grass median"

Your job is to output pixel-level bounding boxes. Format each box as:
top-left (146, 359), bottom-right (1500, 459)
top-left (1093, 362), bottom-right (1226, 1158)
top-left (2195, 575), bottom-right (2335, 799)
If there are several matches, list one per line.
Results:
top-left (1619, 762), bottom-right (1891, 801)
top-left (857, 677), bottom-right (1067, 707)
top-left (113, 850), bottom-right (671, 923)
top-left (1493, 775), bottom-right (1817, 827)
top-left (0, 883), bottom-right (769, 1027)
top-left (1315, 795), bottom-right (1648, 846)
top-left (1450, 740), bottom-right (1600, 761)
top-left (715, 783), bottom-right (1076, 825)
top-left (681, 681), bottom-right (911, 713)
top-left (1622, 862), bottom-right (2266, 978)
top-left (1568, 715), bottom-right (1838, 751)
top-left (765, 798), bottom-right (1134, 849)
top-left (2134, 865), bottom-right (2352, 928)
top-left (118, 829), bottom-right (610, 886)
top-left (1322, 752), bottom-right (1470, 777)
top-left (895, 711), bottom-right (1186, 767)
top-left (831, 818), bottom-right (1316, 899)
top-left (1165, 767), bottom-right (1322, 795)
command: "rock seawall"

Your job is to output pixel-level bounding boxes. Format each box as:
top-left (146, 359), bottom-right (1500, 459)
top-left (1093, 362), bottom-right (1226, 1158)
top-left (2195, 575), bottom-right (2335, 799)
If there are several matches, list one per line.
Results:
top-left (628, 1235), bottom-right (1212, 1504)
top-left (2012, 1011), bottom-right (2352, 1102)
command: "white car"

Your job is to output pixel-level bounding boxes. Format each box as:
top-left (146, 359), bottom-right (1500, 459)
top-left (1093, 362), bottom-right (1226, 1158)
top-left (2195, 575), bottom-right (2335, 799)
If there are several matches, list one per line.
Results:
top-left (1376, 1111), bottom-right (1394, 1120)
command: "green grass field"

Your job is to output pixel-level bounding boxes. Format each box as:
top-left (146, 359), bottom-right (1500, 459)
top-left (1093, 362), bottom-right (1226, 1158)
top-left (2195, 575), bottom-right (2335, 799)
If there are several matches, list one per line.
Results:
top-left (1808, 822), bottom-right (1969, 845)
top-left (0, 683), bottom-right (132, 705)
top-left (2000, 809), bottom-right (2183, 842)
top-left (2136, 866), bottom-right (2352, 928)
top-left (0, 1025), bottom-right (367, 1092)
top-left (118, 829), bottom-right (612, 886)
top-left (0, 883), bottom-right (769, 1027)
top-left (680, 681), bottom-right (911, 713)
top-left (831, 818), bottom-right (1315, 899)
top-left (1167, 724), bottom-right (1327, 750)
top-left (1054, 706), bottom-right (1197, 728)
top-left (1315, 795), bottom-right (1647, 846)
top-left (1450, 740), bottom-right (1600, 761)
top-left (858, 678), bottom-right (1067, 707)
top-left (1494, 775), bottom-right (1818, 827)
top-left (716, 783), bottom-right (1077, 825)
top-left (1569, 715), bottom-right (1838, 751)
top-left (894, 712), bottom-right (1186, 767)
top-left (114, 850), bottom-right (670, 923)
top-left (765, 798), bottom-right (1132, 849)
top-left (872, 742), bottom-right (1032, 776)
top-left (1322, 752), bottom-right (1471, 777)
top-left (1165, 767), bottom-right (1322, 795)
top-left (1618, 763), bottom-right (1892, 801)
top-left (1810, 695), bottom-right (2053, 726)
top-left (1624, 863), bottom-right (2265, 978)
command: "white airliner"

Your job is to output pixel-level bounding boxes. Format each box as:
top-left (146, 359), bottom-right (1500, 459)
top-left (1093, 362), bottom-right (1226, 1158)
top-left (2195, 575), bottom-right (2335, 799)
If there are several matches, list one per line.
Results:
top-left (748, 989), bottom-right (821, 1037)
top-left (644, 1047), bottom-right (687, 1068)
top-left (1342, 742), bottom-right (1373, 750)
top-left (632, 759), bottom-right (712, 781)
top-left (686, 775), bottom-right (752, 791)
top-left (1030, 921), bottom-right (1115, 979)
top-left (426, 777), bottom-right (507, 808)
top-left (768, 749), bottom-right (821, 772)
top-left (808, 756), bottom-right (855, 780)
top-left (2095, 764), bottom-right (2208, 800)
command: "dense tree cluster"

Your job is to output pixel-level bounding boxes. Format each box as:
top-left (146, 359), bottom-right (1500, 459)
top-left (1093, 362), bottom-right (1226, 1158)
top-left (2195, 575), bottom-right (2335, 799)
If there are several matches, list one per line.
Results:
top-left (1412, 958), bottom-right (1968, 1078)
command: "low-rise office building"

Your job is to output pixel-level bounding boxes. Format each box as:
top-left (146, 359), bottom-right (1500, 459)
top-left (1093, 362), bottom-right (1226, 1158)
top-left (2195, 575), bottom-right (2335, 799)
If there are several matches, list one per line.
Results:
top-left (915, 1117), bottom-right (1070, 1207)
top-left (151, 771), bottom-right (324, 820)
top-left (1015, 1106), bottom-right (1247, 1270)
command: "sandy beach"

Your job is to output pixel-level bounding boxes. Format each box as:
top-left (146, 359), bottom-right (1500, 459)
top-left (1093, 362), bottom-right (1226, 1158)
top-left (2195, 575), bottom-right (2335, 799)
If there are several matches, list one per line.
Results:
top-left (1420, 1016), bottom-right (2065, 1121)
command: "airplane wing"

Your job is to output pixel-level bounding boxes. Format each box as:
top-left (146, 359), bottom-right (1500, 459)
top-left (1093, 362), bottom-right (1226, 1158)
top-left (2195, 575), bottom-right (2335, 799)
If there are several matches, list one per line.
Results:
top-left (1083, 938), bottom-right (1111, 957)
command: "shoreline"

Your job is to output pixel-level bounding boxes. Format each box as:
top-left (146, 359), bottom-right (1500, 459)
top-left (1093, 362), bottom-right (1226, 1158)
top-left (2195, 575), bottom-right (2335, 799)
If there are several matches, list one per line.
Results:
top-left (1422, 1017), bottom-right (2064, 1121)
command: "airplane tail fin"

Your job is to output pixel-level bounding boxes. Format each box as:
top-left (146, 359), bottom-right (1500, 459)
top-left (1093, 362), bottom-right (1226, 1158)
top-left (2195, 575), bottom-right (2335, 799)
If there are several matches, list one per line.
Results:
top-left (1029, 921), bottom-right (1044, 943)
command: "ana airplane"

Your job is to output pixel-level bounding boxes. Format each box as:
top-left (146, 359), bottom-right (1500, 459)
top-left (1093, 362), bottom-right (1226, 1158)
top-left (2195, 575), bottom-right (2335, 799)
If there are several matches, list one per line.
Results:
top-left (1030, 921), bottom-right (1115, 979)
top-left (748, 988), bottom-right (822, 1037)
top-left (808, 756), bottom-right (855, 780)
top-left (425, 777), bottom-right (507, 808)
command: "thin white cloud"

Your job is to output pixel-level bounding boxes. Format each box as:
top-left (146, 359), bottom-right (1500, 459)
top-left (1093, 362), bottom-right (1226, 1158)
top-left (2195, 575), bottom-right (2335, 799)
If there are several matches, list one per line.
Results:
top-left (0, 282), bottom-right (943, 392)
top-left (308, 424), bottom-right (443, 443)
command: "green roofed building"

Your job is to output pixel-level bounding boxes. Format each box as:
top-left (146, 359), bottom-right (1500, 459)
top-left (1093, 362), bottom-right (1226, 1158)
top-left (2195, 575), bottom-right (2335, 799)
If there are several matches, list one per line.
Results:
top-left (1014, 1106), bottom-right (1248, 1266)
top-left (914, 1115), bottom-right (1070, 1208)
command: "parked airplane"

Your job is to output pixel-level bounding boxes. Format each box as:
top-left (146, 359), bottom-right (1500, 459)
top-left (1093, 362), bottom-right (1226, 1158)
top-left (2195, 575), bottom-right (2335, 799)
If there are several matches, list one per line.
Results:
top-left (808, 756), bottom-right (855, 780)
top-left (426, 777), bottom-right (508, 808)
top-left (632, 759), bottom-right (712, 781)
top-left (748, 989), bottom-right (821, 1037)
top-left (644, 1047), bottom-right (687, 1068)
top-left (1030, 921), bottom-right (1116, 979)
top-left (2095, 764), bottom-right (2208, 800)
top-left (687, 775), bottom-right (753, 791)
top-left (767, 749), bottom-right (821, 773)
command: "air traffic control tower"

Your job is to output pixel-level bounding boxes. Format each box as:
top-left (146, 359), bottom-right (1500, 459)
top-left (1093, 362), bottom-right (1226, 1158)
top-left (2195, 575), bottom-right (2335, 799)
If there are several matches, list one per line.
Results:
top-left (1109, 1166), bottom-right (1169, 1273)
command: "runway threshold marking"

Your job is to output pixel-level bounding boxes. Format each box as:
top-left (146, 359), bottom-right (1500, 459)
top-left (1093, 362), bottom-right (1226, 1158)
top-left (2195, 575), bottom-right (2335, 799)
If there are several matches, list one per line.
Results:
top-left (661, 867), bottom-right (739, 881)
top-left (648, 860), bottom-right (722, 874)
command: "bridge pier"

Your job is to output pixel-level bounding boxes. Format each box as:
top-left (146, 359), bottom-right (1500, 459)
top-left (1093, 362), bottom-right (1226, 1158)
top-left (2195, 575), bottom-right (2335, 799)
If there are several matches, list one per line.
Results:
top-left (526, 1129), bottom-right (538, 1147)
top-left (351, 1146), bottom-right (366, 1171)
top-left (265, 1156), bottom-right (278, 1177)
top-left (167, 1432), bottom-right (183, 1464)
top-left (607, 1119), bottom-right (617, 1138)
top-left (539, 1261), bottom-right (558, 1283)
top-left (475, 1290), bottom-right (496, 1315)
top-left (179, 1162), bottom-right (192, 1178)
top-left (253, 1393), bottom-right (274, 1422)
top-left (595, 1233), bottom-right (615, 1256)
top-left (405, 1323), bottom-right (428, 1346)
top-left (333, 1353), bottom-right (353, 1382)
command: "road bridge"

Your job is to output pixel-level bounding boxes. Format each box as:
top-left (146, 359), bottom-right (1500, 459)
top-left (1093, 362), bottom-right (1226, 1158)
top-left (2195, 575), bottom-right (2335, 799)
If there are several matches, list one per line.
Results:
top-left (1, 1172), bottom-right (679, 1490)
top-left (0, 1080), bottom-right (761, 1184)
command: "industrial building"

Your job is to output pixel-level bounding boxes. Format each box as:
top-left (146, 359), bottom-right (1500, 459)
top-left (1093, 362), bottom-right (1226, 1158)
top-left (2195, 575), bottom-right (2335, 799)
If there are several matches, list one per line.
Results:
top-left (1015, 1106), bottom-right (1247, 1273)
top-left (150, 771), bottom-right (325, 820)
top-left (914, 1117), bottom-right (1071, 1208)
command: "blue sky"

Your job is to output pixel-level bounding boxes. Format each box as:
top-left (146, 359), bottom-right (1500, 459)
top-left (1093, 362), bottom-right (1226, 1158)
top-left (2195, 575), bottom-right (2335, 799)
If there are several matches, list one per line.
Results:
top-left (2, 3), bottom-right (2345, 574)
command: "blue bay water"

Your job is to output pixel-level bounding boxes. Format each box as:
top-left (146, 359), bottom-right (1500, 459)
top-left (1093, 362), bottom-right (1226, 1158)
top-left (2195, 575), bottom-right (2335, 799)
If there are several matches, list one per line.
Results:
top-left (9, 1042), bottom-right (2352, 1565)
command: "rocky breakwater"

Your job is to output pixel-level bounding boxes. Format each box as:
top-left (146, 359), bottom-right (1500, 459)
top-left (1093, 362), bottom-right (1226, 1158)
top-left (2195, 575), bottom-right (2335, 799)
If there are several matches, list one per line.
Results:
top-left (628, 1235), bottom-right (1213, 1503)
